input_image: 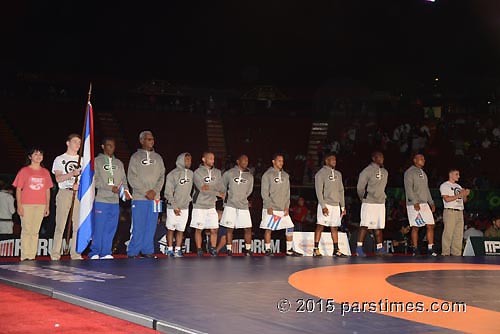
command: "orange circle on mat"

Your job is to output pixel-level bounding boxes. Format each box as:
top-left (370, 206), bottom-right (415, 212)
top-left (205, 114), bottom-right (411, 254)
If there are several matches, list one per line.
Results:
top-left (288, 263), bottom-right (500, 334)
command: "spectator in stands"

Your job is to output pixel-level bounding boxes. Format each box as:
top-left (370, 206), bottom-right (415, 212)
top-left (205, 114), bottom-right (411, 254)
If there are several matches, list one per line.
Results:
top-left (13, 148), bottom-right (53, 261)
top-left (290, 197), bottom-right (308, 225)
top-left (484, 216), bottom-right (500, 238)
top-left (127, 130), bottom-right (165, 258)
top-left (0, 180), bottom-right (15, 238)
top-left (51, 133), bottom-right (82, 261)
top-left (463, 221), bottom-right (484, 240)
top-left (329, 139), bottom-right (340, 154)
top-left (481, 137), bottom-right (491, 149)
top-left (492, 127), bottom-right (500, 143)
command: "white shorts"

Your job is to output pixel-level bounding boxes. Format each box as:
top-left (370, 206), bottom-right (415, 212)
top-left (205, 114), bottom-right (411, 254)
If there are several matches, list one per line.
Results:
top-left (316, 204), bottom-right (342, 227)
top-left (166, 208), bottom-right (189, 232)
top-left (407, 203), bottom-right (435, 227)
top-left (190, 208), bottom-right (219, 230)
top-left (360, 203), bottom-right (386, 229)
top-left (260, 209), bottom-right (294, 231)
top-left (220, 207), bottom-right (252, 229)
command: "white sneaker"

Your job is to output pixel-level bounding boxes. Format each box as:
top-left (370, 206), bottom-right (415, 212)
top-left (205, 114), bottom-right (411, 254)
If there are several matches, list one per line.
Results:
top-left (90, 255), bottom-right (100, 260)
top-left (101, 255), bottom-right (114, 260)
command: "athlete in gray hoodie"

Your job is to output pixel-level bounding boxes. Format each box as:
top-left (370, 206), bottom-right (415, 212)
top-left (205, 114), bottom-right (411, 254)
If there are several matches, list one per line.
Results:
top-left (220, 154), bottom-right (254, 256)
top-left (404, 153), bottom-right (437, 256)
top-left (355, 151), bottom-right (389, 257)
top-left (190, 152), bottom-right (224, 256)
top-left (89, 138), bottom-right (131, 260)
top-left (126, 131), bottom-right (165, 258)
top-left (164, 152), bottom-right (193, 257)
top-left (260, 154), bottom-right (302, 256)
top-left (313, 153), bottom-right (347, 257)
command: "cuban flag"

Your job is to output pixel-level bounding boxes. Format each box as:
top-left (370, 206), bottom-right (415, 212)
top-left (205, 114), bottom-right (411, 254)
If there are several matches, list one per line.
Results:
top-left (415, 212), bottom-right (426, 227)
top-left (118, 183), bottom-right (132, 201)
top-left (76, 102), bottom-right (95, 253)
top-left (267, 215), bottom-right (282, 231)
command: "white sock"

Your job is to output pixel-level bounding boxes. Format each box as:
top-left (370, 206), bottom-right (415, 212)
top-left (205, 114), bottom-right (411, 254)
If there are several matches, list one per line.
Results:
top-left (428, 244), bottom-right (434, 250)
top-left (357, 242), bottom-right (363, 247)
top-left (265, 243), bottom-right (271, 250)
top-left (167, 246), bottom-right (173, 252)
top-left (174, 246), bottom-right (181, 252)
top-left (245, 243), bottom-right (252, 250)
top-left (286, 241), bottom-right (293, 250)
top-left (376, 243), bottom-right (383, 249)
top-left (227, 244), bottom-right (232, 251)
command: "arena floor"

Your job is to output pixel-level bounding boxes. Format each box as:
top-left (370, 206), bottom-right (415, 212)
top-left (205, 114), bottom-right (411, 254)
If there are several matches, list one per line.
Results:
top-left (1, 256), bottom-right (499, 334)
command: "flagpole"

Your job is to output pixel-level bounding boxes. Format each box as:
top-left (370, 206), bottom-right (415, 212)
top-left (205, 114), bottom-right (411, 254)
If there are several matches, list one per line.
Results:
top-left (63, 83), bottom-right (92, 255)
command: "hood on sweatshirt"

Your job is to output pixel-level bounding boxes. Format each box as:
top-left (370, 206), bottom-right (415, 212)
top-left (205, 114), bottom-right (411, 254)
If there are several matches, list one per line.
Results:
top-left (176, 152), bottom-right (190, 169)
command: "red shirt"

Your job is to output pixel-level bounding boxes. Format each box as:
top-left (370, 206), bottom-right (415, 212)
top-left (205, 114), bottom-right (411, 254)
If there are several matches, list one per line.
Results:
top-left (13, 166), bottom-right (53, 205)
top-left (291, 205), bottom-right (308, 223)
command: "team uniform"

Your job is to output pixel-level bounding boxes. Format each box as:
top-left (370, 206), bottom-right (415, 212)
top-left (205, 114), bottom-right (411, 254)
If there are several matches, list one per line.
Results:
top-left (439, 181), bottom-right (464, 256)
top-left (127, 149), bottom-right (165, 257)
top-left (404, 166), bottom-right (435, 227)
top-left (51, 153), bottom-right (82, 260)
top-left (220, 166), bottom-right (254, 229)
top-left (259, 167), bottom-right (294, 231)
top-left (315, 166), bottom-right (344, 227)
top-left (165, 153), bottom-right (194, 233)
top-left (190, 165), bottom-right (223, 230)
top-left (357, 163), bottom-right (388, 230)
top-left (88, 153), bottom-right (128, 259)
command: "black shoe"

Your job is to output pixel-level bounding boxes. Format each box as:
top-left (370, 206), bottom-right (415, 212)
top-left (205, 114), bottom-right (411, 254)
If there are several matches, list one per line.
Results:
top-left (410, 246), bottom-right (419, 257)
top-left (143, 254), bottom-right (158, 259)
top-left (243, 248), bottom-right (253, 256)
top-left (333, 249), bottom-right (348, 258)
top-left (429, 246), bottom-right (438, 257)
top-left (197, 249), bottom-right (204, 257)
top-left (209, 247), bottom-right (217, 256)
top-left (286, 249), bottom-right (303, 257)
top-left (226, 250), bottom-right (233, 256)
top-left (265, 249), bottom-right (273, 256)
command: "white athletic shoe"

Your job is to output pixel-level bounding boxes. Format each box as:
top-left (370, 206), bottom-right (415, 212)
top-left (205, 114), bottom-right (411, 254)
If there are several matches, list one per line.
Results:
top-left (90, 255), bottom-right (100, 260)
top-left (101, 255), bottom-right (114, 260)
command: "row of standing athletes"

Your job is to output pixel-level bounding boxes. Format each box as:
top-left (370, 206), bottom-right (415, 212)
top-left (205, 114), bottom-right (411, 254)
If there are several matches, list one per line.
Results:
top-left (12, 130), bottom-right (456, 261)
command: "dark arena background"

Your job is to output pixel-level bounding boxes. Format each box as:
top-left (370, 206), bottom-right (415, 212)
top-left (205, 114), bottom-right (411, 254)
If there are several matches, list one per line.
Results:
top-left (1, 1), bottom-right (500, 334)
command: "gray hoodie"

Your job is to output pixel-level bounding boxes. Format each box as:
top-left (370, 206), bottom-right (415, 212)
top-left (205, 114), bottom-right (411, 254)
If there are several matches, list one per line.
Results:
top-left (261, 167), bottom-right (290, 211)
top-left (223, 166), bottom-right (254, 210)
top-left (315, 166), bottom-right (345, 208)
top-left (357, 162), bottom-right (388, 204)
top-left (165, 153), bottom-right (194, 210)
top-left (94, 153), bottom-right (128, 204)
top-left (127, 149), bottom-right (165, 200)
top-left (404, 165), bottom-right (434, 206)
top-left (192, 164), bottom-right (223, 209)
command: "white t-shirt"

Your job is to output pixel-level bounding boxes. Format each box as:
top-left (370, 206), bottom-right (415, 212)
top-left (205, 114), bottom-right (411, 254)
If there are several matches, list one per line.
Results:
top-left (52, 153), bottom-right (80, 189)
top-left (439, 181), bottom-right (464, 210)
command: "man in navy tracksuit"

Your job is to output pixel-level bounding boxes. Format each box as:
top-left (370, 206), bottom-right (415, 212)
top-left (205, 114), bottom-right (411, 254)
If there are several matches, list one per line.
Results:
top-left (89, 137), bottom-right (131, 260)
top-left (127, 131), bottom-right (165, 258)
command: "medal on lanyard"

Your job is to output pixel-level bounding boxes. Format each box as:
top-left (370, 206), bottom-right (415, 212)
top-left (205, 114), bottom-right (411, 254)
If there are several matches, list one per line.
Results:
top-left (107, 156), bottom-right (115, 185)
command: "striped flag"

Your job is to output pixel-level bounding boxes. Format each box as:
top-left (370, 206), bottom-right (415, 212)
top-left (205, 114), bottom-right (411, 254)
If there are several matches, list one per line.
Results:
top-left (415, 212), bottom-right (426, 227)
top-left (118, 183), bottom-right (132, 201)
top-left (267, 215), bottom-right (282, 231)
top-left (76, 102), bottom-right (95, 253)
